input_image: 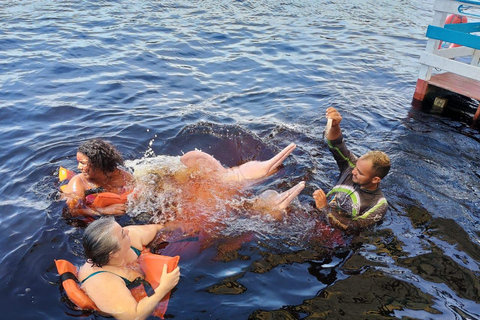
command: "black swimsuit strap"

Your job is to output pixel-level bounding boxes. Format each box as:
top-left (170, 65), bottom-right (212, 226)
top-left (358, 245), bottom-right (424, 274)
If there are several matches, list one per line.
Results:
top-left (84, 187), bottom-right (105, 196)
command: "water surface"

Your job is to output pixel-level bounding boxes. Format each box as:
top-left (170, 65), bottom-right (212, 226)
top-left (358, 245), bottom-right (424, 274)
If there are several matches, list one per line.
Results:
top-left (0, 0), bottom-right (479, 319)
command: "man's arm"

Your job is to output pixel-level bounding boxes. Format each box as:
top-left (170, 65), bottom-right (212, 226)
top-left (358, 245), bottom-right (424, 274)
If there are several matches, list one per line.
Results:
top-left (325, 108), bottom-right (357, 172)
top-left (325, 107), bottom-right (342, 141)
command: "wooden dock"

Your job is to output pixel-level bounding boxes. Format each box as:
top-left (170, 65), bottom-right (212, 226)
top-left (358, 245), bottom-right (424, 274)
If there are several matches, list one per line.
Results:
top-left (413, 0), bottom-right (480, 122)
top-left (428, 72), bottom-right (480, 102)
top-left (414, 72), bottom-right (480, 120)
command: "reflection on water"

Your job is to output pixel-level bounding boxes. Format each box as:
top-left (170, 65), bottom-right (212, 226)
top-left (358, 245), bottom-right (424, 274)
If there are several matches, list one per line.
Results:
top-left (249, 207), bottom-right (480, 319)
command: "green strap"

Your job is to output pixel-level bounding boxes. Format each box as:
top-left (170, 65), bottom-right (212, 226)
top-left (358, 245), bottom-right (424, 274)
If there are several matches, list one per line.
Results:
top-left (352, 198), bottom-right (388, 221)
top-left (80, 271), bottom-right (108, 284)
top-left (327, 140), bottom-right (355, 168)
top-left (130, 246), bottom-right (142, 257)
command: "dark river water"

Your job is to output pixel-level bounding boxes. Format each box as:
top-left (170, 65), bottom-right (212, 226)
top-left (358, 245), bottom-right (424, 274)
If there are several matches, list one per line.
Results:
top-left (0, 0), bottom-right (479, 319)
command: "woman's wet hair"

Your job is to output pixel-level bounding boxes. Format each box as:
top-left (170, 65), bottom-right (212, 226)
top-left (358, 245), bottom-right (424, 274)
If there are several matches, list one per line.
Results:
top-left (83, 217), bottom-right (119, 268)
top-left (78, 139), bottom-right (124, 174)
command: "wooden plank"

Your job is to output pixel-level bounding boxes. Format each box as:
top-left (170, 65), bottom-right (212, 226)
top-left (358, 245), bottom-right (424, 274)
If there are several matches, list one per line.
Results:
top-left (436, 47), bottom-right (475, 58)
top-left (457, 0), bottom-right (480, 5)
top-left (472, 49), bottom-right (480, 65)
top-left (428, 72), bottom-right (480, 101)
top-left (426, 25), bottom-right (480, 50)
top-left (420, 52), bottom-right (480, 80)
top-left (445, 22), bottom-right (480, 33)
top-left (433, 0), bottom-right (480, 19)
top-left (434, 0), bottom-right (460, 14)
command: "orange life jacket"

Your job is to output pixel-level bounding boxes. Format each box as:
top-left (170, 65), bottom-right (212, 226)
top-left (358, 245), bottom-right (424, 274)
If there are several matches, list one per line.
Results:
top-left (55, 248), bottom-right (180, 319)
top-left (59, 167), bottom-right (76, 193)
top-left (90, 191), bottom-right (131, 207)
top-left (54, 259), bottom-right (99, 311)
top-left (58, 167), bottom-right (132, 208)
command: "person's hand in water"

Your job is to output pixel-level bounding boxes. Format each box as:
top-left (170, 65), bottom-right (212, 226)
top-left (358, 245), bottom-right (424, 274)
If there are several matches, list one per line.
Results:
top-left (313, 189), bottom-right (327, 209)
top-left (96, 203), bottom-right (128, 215)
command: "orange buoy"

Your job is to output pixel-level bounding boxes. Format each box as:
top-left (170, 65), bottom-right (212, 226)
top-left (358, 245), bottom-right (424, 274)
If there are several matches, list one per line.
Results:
top-left (438, 14), bottom-right (468, 49)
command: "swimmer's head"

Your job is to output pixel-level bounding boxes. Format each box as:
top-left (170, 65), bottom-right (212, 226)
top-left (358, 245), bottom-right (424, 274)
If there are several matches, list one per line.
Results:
top-left (83, 217), bottom-right (119, 267)
top-left (78, 139), bottom-right (124, 174)
top-left (360, 151), bottom-right (390, 179)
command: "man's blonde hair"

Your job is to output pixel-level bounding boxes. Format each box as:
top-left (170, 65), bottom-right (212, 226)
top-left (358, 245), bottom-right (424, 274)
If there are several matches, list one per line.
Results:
top-left (361, 151), bottom-right (390, 179)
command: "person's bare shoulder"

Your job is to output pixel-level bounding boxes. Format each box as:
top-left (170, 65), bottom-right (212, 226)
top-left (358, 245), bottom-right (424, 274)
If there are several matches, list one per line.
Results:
top-left (63, 173), bottom-right (87, 195)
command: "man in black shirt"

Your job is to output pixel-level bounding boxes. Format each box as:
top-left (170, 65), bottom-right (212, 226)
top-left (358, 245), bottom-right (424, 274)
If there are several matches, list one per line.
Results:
top-left (314, 107), bottom-right (391, 232)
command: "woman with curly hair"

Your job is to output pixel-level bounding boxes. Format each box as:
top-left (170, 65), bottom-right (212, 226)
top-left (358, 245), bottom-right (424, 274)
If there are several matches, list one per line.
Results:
top-left (63, 139), bottom-right (134, 216)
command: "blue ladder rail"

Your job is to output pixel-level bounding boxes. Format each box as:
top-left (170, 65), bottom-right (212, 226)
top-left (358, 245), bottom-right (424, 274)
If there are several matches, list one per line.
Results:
top-left (426, 22), bottom-right (480, 50)
top-left (457, 0), bottom-right (480, 17)
top-left (457, 0), bottom-right (480, 5)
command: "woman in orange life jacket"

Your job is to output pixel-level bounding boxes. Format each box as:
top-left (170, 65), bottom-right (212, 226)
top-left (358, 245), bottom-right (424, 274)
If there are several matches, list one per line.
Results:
top-left (77, 217), bottom-right (180, 320)
top-left (63, 138), bottom-right (305, 218)
top-left (62, 139), bottom-right (134, 216)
